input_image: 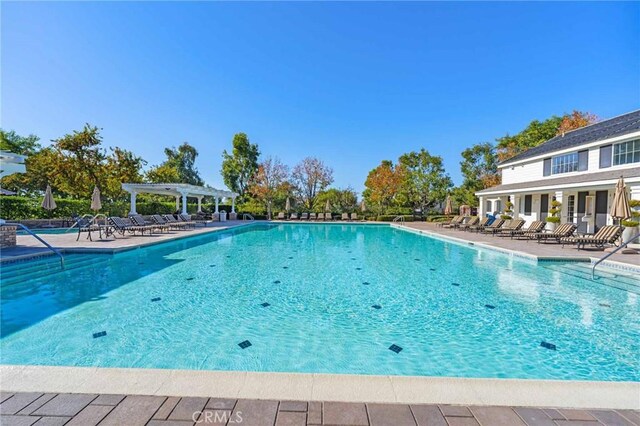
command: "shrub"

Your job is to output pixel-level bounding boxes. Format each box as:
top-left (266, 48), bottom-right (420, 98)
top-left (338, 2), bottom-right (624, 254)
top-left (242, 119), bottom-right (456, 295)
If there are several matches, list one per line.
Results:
top-left (500, 214), bottom-right (513, 220)
top-left (426, 215), bottom-right (454, 222)
top-left (376, 215), bottom-right (415, 222)
top-left (546, 216), bottom-right (561, 224)
top-left (622, 220), bottom-right (639, 227)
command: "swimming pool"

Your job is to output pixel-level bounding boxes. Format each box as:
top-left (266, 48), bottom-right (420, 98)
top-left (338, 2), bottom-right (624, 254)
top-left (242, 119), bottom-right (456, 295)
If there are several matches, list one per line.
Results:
top-left (1, 223), bottom-right (638, 381)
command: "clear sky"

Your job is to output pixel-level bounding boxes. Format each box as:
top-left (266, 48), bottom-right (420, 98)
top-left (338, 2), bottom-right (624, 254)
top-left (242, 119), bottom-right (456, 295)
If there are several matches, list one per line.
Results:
top-left (2, 1), bottom-right (639, 194)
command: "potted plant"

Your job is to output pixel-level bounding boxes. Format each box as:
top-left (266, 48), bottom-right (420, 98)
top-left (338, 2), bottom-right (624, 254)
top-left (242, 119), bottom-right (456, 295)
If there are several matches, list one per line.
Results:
top-left (546, 200), bottom-right (562, 231)
top-left (502, 201), bottom-right (514, 220)
top-left (622, 199), bottom-right (640, 247)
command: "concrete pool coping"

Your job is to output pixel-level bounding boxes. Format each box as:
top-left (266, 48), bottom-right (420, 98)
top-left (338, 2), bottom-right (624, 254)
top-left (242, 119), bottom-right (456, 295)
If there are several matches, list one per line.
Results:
top-left (1, 365), bottom-right (638, 409)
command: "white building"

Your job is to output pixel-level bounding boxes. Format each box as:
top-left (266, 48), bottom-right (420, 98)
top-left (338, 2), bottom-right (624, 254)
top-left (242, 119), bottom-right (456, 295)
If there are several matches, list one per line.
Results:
top-left (477, 110), bottom-right (640, 233)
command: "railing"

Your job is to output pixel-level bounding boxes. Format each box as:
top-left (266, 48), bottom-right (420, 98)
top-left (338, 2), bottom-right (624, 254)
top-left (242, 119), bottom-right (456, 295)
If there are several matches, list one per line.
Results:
top-left (242, 213), bottom-right (255, 221)
top-left (392, 215), bottom-right (405, 224)
top-left (592, 232), bottom-right (639, 279)
top-left (10, 223), bottom-right (64, 268)
top-left (66, 214), bottom-right (94, 232)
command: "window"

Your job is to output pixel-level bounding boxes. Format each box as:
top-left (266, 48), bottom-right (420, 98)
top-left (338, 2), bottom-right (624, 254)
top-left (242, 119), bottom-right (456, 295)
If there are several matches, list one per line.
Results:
top-left (613, 139), bottom-right (640, 166)
top-left (524, 195), bottom-right (532, 215)
top-left (551, 152), bottom-right (579, 174)
top-left (566, 195), bottom-right (575, 223)
top-left (543, 158), bottom-right (551, 176)
top-left (600, 145), bottom-right (612, 168)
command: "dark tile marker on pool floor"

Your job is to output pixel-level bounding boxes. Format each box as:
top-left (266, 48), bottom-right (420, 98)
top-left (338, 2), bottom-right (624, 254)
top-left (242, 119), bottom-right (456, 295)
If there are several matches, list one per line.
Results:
top-left (451, 283), bottom-right (460, 286)
top-left (371, 304), bottom-right (382, 309)
top-left (429, 268), bottom-right (436, 271)
top-left (209, 264), bottom-right (216, 267)
top-left (540, 341), bottom-right (556, 350)
top-left (484, 304), bottom-right (496, 309)
top-left (186, 277), bottom-right (194, 281)
top-left (273, 280), bottom-right (281, 284)
top-left (238, 340), bottom-right (252, 349)
top-left (151, 297), bottom-right (161, 302)
top-left (93, 331), bottom-right (107, 338)
top-left (599, 303), bottom-right (611, 308)
top-left (362, 281), bottom-right (370, 285)
top-left (389, 344), bottom-right (403, 354)
top-left (283, 266), bottom-right (288, 269)
top-left (260, 302), bottom-right (271, 307)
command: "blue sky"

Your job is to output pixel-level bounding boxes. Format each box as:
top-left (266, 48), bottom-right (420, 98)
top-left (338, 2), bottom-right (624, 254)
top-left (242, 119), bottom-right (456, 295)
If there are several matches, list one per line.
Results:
top-left (2, 1), bottom-right (639, 194)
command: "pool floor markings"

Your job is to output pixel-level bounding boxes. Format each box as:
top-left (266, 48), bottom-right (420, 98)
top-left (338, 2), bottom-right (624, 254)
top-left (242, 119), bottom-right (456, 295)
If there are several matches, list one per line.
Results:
top-left (388, 344), bottom-right (403, 354)
top-left (151, 297), bottom-right (161, 302)
top-left (238, 340), bottom-right (252, 349)
top-left (93, 331), bottom-right (107, 339)
top-left (484, 304), bottom-right (496, 309)
top-left (540, 341), bottom-right (557, 350)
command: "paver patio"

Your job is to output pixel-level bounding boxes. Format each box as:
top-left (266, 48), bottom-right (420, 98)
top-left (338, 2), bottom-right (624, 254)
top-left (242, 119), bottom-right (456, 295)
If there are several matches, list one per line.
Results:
top-left (1, 392), bottom-right (638, 426)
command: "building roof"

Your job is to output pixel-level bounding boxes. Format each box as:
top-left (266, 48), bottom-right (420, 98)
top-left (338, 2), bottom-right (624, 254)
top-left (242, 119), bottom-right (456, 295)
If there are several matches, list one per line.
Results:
top-left (500, 110), bottom-right (640, 166)
top-left (476, 166), bottom-right (640, 196)
top-left (121, 183), bottom-right (238, 198)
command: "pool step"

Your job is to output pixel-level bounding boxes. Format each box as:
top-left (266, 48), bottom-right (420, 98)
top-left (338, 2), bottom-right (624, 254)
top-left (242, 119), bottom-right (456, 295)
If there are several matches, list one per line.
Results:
top-left (1, 255), bottom-right (112, 286)
top-left (542, 263), bottom-right (640, 293)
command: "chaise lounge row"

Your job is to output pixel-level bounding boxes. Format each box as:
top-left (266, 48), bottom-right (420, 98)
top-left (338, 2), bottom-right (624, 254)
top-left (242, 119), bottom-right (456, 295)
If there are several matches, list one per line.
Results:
top-left (276, 212), bottom-right (361, 221)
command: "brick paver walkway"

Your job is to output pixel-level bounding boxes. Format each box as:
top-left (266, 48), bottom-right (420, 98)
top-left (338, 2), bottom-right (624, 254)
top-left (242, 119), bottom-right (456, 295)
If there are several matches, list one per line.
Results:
top-left (1, 392), bottom-right (638, 425)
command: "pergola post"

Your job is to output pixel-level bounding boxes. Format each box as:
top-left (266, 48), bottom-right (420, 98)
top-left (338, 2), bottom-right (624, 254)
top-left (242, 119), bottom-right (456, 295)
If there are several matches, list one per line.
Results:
top-left (231, 197), bottom-right (236, 213)
top-left (215, 197), bottom-right (219, 213)
top-left (197, 196), bottom-right (203, 212)
top-left (130, 191), bottom-right (137, 215)
top-left (181, 192), bottom-right (188, 215)
top-left (175, 196), bottom-right (180, 212)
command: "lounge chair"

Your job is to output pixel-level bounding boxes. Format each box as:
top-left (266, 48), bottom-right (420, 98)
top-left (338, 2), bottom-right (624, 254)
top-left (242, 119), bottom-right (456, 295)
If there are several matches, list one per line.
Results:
top-left (561, 225), bottom-right (623, 250)
top-left (457, 216), bottom-right (479, 231)
top-left (341, 213), bottom-right (350, 221)
top-left (276, 212), bottom-right (286, 220)
top-left (290, 213), bottom-right (298, 220)
top-left (325, 213), bottom-right (332, 221)
top-left (477, 218), bottom-right (505, 234)
top-left (510, 221), bottom-right (545, 239)
top-left (131, 214), bottom-right (170, 233)
top-left (301, 213), bottom-right (309, 220)
top-left (439, 216), bottom-right (460, 228)
top-left (351, 213), bottom-right (359, 221)
top-left (163, 214), bottom-right (192, 230)
top-left (466, 217), bottom-right (491, 232)
top-left (108, 216), bottom-right (150, 236)
top-left (491, 219), bottom-right (525, 236)
top-left (152, 214), bottom-right (183, 230)
top-left (178, 214), bottom-right (197, 228)
top-left (74, 216), bottom-right (100, 241)
top-left (534, 223), bottom-right (576, 244)
top-left (309, 213), bottom-right (317, 220)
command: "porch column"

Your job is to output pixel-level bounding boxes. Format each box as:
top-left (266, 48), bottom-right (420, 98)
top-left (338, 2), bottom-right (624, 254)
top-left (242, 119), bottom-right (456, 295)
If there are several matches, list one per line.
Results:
top-left (477, 196), bottom-right (484, 217)
top-left (231, 197), bottom-right (236, 213)
top-left (175, 196), bottom-right (180, 212)
top-left (555, 191), bottom-right (564, 223)
top-left (215, 197), bottom-right (219, 213)
top-left (197, 196), bottom-right (203, 212)
top-left (181, 192), bottom-right (188, 215)
top-left (130, 191), bottom-right (137, 215)
top-left (510, 194), bottom-right (517, 218)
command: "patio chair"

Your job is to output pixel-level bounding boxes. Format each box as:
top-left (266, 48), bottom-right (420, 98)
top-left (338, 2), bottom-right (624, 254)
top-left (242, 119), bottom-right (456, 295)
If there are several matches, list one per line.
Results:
top-left (131, 214), bottom-right (170, 233)
top-left (276, 212), bottom-right (286, 220)
top-left (533, 223), bottom-right (576, 244)
top-left (309, 213), bottom-right (317, 221)
top-left (301, 213), bottom-right (309, 220)
top-left (325, 213), bottom-right (333, 221)
top-left (341, 212), bottom-right (350, 221)
top-left (491, 219), bottom-right (525, 236)
top-left (290, 213), bottom-right (299, 220)
top-left (108, 216), bottom-right (150, 236)
top-left (152, 214), bottom-right (184, 231)
top-left (439, 216), bottom-right (460, 228)
top-left (510, 221), bottom-right (545, 239)
top-left (74, 216), bottom-right (100, 241)
top-left (477, 218), bottom-right (505, 234)
top-left (466, 217), bottom-right (491, 232)
top-left (457, 216), bottom-right (479, 231)
top-left (178, 214), bottom-right (197, 228)
top-left (163, 214), bottom-right (192, 230)
top-left (561, 225), bottom-right (623, 250)
top-left (351, 213), bottom-right (359, 221)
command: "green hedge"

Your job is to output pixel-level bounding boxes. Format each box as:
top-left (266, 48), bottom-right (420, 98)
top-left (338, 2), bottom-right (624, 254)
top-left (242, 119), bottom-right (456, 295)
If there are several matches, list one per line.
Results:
top-left (425, 215), bottom-right (455, 223)
top-left (376, 215), bottom-right (415, 222)
top-left (0, 196), bottom-right (214, 220)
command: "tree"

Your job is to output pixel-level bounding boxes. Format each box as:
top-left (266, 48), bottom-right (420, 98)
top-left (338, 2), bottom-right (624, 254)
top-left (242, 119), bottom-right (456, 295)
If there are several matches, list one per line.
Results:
top-left (556, 110), bottom-right (598, 136)
top-left (455, 142), bottom-right (500, 206)
top-left (316, 187), bottom-right (358, 213)
top-left (104, 147), bottom-right (146, 201)
top-left (363, 160), bottom-right (404, 214)
top-left (0, 129), bottom-right (41, 156)
top-left (221, 133), bottom-right (260, 199)
top-left (147, 142), bottom-right (204, 185)
top-left (291, 157), bottom-right (333, 209)
top-left (248, 157), bottom-right (289, 219)
top-left (397, 149), bottom-right (453, 214)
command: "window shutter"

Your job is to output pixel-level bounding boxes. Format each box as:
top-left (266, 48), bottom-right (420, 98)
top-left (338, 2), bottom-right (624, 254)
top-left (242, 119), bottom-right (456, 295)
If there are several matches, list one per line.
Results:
top-left (599, 145), bottom-right (612, 168)
top-left (578, 150), bottom-right (588, 171)
top-left (543, 158), bottom-right (551, 176)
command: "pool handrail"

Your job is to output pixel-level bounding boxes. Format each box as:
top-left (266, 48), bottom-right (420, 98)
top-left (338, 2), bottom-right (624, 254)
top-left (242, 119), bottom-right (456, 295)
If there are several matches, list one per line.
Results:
top-left (392, 215), bottom-right (405, 224)
top-left (8, 222), bottom-right (64, 269)
top-left (243, 213), bottom-right (255, 221)
top-left (592, 231), bottom-right (639, 279)
top-left (66, 214), bottom-right (94, 232)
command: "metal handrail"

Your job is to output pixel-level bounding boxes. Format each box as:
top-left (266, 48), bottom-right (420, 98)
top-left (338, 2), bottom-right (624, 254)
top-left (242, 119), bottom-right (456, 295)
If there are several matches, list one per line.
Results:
top-left (90, 213), bottom-right (109, 226)
top-left (592, 232), bottom-right (639, 279)
top-left (9, 223), bottom-right (64, 268)
top-left (66, 214), bottom-right (94, 232)
top-left (392, 215), bottom-right (405, 224)
top-left (242, 213), bottom-right (255, 221)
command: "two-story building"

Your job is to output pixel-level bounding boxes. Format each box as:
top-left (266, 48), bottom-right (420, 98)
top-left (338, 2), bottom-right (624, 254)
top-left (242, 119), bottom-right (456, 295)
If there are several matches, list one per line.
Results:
top-left (476, 110), bottom-right (640, 233)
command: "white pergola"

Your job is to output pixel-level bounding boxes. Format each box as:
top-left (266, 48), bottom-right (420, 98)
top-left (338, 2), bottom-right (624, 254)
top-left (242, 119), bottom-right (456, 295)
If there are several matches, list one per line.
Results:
top-left (121, 183), bottom-right (238, 215)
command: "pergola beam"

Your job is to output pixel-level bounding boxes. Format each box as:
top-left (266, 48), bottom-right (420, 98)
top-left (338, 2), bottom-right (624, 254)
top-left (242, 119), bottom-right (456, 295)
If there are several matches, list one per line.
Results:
top-left (121, 183), bottom-right (238, 215)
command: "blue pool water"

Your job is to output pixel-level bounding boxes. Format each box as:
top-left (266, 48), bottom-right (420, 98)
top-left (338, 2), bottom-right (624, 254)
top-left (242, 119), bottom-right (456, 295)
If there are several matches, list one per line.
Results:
top-left (1, 223), bottom-right (639, 381)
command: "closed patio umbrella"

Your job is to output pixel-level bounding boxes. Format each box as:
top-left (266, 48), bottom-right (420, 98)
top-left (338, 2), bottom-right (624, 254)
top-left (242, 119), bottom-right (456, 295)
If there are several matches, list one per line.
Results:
top-left (610, 176), bottom-right (631, 223)
top-left (325, 199), bottom-right (331, 213)
top-left (285, 197), bottom-right (291, 212)
top-left (444, 195), bottom-right (453, 215)
top-left (41, 184), bottom-right (57, 226)
top-left (91, 186), bottom-right (102, 211)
